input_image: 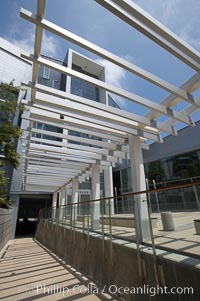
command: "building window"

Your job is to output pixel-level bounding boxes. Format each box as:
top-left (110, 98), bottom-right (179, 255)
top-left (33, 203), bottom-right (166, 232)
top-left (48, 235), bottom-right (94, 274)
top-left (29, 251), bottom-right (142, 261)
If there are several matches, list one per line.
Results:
top-left (71, 64), bottom-right (100, 102)
top-left (52, 79), bottom-right (59, 89)
top-left (108, 94), bottom-right (120, 109)
top-left (32, 122), bottom-right (63, 144)
top-left (43, 67), bottom-right (50, 79)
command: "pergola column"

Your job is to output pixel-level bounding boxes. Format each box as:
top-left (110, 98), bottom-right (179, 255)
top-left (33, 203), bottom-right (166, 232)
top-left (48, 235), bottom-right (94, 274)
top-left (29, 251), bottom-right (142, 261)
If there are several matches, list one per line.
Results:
top-left (72, 177), bottom-right (79, 222)
top-left (60, 187), bottom-right (66, 206)
top-left (52, 191), bottom-right (57, 222)
top-left (91, 162), bottom-right (100, 230)
top-left (52, 192), bottom-right (57, 208)
top-left (104, 166), bottom-right (114, 215)
top-left (59, 187), bottom-right (66, 223)
top-left (128, 134), bottom-right (151, 243)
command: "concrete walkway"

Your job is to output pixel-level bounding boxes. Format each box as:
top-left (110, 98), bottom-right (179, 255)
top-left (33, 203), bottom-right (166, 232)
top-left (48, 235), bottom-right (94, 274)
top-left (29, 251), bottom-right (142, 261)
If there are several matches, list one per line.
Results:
top-left (102, 211), bottom-right (200, 257)
top-left (0, 238), bottom-right (119, 301)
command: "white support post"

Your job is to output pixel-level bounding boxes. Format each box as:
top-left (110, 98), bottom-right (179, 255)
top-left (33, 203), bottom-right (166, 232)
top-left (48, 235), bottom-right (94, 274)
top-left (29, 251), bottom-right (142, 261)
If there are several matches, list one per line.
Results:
top-left (128, 134), bottom-right (151, 242)
top-left (65, 186), bottom-right (68, 206)
top-left (65, 186), bottom-right (69, 219)
top-left (60, 187), bottom-right (66, 206)
top-left (59, 187), bottom-right (66, 223)
top-left (52, 192), bottom-right (57, 222)
top-left (52, 192), bottom-right (57, 207)
top-left (91, 163), bottom-right (101, 230)
top-left (72, 177), bottom-right (79, 222)
top-left (104, 166), bottom-right (114, 215)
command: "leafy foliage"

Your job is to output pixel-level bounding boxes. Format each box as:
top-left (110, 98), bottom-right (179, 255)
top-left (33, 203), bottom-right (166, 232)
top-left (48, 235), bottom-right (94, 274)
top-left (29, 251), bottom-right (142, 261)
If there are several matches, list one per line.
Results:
top-left (0, 82), bottom-right (24, 208)
top-left (172, 151), bottom-right (200, 179)
top-left (147, 160), bottom-right (166, 183)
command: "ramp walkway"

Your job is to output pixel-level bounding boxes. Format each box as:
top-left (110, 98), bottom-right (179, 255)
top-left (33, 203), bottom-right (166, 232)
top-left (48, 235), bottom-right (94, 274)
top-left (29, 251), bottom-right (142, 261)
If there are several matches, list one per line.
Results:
top-left (0, 238), bottom-right (119, 301)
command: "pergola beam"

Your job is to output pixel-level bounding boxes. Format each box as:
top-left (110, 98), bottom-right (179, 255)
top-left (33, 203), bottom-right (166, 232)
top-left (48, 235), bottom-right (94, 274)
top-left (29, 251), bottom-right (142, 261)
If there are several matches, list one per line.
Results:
top-left (20, 7), bottom-right (199, 103)
top-left (19, 0), bottom-right (200, 193)
top-left (30, 84), bottom-right (176, 135)
top-left (24, 128), bottom-right (117, 149)
top-left (22, 156), bottom-right (89, 169)
top-left (145, 73), bottom-right (200, 122)
top-left (95, 0), bottom-right (200, 72)
top-left (28, 107), bottom-right (163, 142)
top-left (22, 117), bottom-right (126, 143)
top-left (22, 54), bottom-right (193, 125)
top-left (24, 150), bottom-right (113, 166)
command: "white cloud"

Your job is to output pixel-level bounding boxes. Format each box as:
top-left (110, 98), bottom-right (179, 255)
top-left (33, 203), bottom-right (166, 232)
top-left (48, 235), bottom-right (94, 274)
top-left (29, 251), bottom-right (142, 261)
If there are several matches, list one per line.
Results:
top-left (95, 58), bottom-right (128, 108)
top-left (96, 59), bottom-right (125, 87)
top-left (42, 32), bottom-right (61, 57)
top-left (134, 0), bottom-right (200, 51)
top-left (5, 28), bottom-right (61, 57)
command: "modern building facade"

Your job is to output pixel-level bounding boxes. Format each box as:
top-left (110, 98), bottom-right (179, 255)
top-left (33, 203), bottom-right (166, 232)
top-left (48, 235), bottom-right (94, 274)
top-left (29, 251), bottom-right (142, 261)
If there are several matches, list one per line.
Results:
top-left (35, 49), bottom-right (118, 197)
top-left (0, 38), bottom-right (32, 196)
top-left (1, 21), bottom-right (200, 234)
top-left (113, 121), bottom-right (200, 196)
top-left (143, 121), bottom-right (200, 181)
top-left (1, 2), bottom-right (200, 298)
top-left (0, 38), bottom-right (121, 235)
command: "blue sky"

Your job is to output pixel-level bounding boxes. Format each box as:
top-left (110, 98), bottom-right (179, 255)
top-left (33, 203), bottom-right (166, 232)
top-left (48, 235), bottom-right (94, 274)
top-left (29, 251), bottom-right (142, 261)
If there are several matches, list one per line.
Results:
top-left (0, 0), bottom-right (200, 131)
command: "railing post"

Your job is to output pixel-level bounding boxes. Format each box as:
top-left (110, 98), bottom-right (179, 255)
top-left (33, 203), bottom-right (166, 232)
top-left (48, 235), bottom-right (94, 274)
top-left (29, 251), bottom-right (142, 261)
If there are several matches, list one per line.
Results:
top-left (153, 180), bottom-right (160, 213)
top-left (108, 198), bottom-right (113, 265)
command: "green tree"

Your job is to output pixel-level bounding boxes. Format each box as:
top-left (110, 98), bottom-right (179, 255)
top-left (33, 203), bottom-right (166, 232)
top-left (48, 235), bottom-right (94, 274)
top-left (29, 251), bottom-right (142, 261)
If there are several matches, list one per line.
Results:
top-left (0, 82), bottom-right (24, 208)
top-left (147, 160), bottom-right (166, 183)
top-left (172, 152), bottom-right (200, 179)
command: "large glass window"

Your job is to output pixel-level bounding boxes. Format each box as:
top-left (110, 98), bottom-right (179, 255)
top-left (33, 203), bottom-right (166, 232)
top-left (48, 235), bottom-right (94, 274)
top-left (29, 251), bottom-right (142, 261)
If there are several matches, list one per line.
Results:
top-left (32, 122), bottom-right (63, 144)
top-left (120, 167), bottom-right (132, 193)
top-left (145, 149), bottom-right (200, 181)
top-left (71, 64), bottom-right (100, 102)
top-left (43, 67), bottom-right (50, 79)
top-left (172, 150), bottom-right (200, 179)
top-left (52, 80), bottom-right (59, 89)
top-left (68, 130), bottom-right (102, 147)
top-left (108, 94), bottom-right (120, 109)
top-left (38, 58), bottom-right (66, 91)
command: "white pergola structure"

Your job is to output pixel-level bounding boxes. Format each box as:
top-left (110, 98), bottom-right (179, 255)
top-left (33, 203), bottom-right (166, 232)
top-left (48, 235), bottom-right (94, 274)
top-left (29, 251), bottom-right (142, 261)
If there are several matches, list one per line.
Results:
top-left (19, 0), bottom-right (200, 240)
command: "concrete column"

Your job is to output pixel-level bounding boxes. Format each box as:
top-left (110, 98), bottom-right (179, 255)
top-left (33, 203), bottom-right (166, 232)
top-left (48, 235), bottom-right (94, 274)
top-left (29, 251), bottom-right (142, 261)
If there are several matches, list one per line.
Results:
top-left (65, 186), bottom-right (71, 222)
top-left (129, 135), bottom-right (151, 242)
top-left (52, 192), bottom-right (57, 222)
top-left (57, 191), bottom-right (61, 206)
top-left (91, 163), bottom-right (100, 230)
top-left (104, 166), bottom-right (114, 215)
top-left (60, 187), bottom-right (66, 207)
top-left (59, 187), bottom-right (66, 223)
top-left (52, 192), bottom-right (57, 208)
top-left (65, 187), bottom-right (68, 206)
top-left (72, 178), bottom-right (79, 222)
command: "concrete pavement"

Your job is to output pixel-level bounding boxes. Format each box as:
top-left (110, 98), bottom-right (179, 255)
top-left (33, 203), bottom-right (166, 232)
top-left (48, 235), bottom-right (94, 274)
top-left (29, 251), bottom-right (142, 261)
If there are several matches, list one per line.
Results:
top-left (0, 238), bottom-right (119, 301)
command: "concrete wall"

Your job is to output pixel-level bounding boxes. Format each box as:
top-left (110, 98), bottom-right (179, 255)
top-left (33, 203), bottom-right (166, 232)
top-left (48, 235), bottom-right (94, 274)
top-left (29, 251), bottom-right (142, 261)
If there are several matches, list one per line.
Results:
top-left (0, 37), bottom-right (32, 87)
top-left (36, 219), bottom-right (200, 301)
top-left (0, 208), bottom-right (13, 252)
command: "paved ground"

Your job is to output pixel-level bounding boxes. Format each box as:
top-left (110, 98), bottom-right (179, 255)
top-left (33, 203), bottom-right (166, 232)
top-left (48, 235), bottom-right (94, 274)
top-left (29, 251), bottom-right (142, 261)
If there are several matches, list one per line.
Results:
top-left (103, 211), bottom-right (200, 257)
top-left (59, 211), bottom-right (200, 257)
top-left (0, 238), bottom-right (119, 301)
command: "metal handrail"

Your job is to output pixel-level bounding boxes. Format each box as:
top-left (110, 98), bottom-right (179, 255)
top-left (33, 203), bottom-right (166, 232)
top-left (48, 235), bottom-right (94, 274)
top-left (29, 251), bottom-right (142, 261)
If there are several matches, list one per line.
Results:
top-left (49, 179), bottom-right (200, 209)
